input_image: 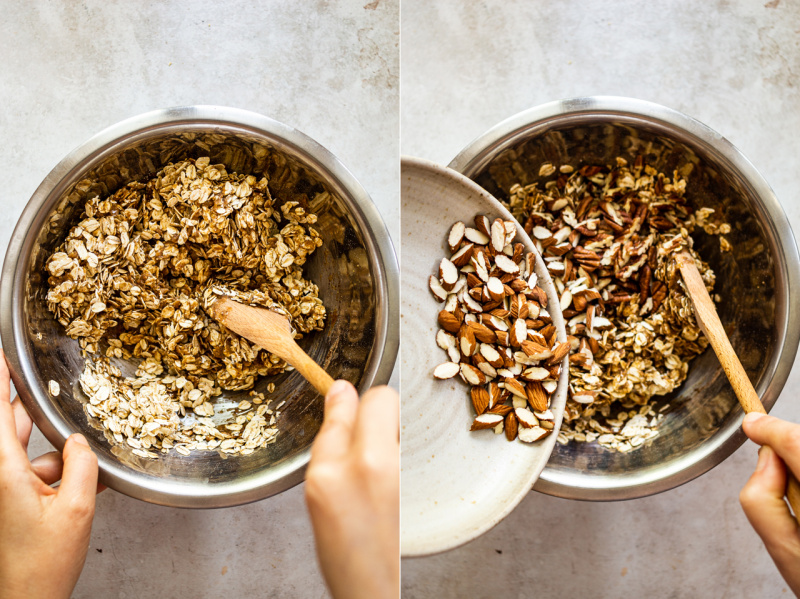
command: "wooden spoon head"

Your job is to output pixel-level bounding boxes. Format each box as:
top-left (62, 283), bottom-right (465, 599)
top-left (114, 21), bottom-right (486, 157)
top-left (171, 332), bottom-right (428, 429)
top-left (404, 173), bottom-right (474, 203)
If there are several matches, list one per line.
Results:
top-left (208, 297), bottom-right (293, 338)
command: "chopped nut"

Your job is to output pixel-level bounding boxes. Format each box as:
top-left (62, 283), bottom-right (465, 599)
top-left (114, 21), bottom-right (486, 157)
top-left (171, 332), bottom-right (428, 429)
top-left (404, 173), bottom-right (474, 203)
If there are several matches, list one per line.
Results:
top-left (431, 215), bottom-right (561, 443)
top-left (504, 157), bottom-right (727, 451)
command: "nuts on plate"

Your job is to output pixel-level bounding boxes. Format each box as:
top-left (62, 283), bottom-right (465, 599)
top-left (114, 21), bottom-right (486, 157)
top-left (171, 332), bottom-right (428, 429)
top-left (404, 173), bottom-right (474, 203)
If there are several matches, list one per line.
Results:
top-left (431, 215), bottom-right (561, 442)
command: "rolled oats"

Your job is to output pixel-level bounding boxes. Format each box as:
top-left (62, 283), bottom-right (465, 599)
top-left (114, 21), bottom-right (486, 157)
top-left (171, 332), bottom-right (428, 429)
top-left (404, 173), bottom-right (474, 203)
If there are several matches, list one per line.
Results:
top-left (45, 158), bottom-right (326, 457)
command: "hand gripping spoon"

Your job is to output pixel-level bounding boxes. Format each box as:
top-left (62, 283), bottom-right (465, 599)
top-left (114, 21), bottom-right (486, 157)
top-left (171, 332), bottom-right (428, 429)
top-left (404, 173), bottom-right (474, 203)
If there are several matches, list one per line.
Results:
top-left (208, 296), bottom-right (335, 396)
top-left (676, 251), bottom-right (800, 521)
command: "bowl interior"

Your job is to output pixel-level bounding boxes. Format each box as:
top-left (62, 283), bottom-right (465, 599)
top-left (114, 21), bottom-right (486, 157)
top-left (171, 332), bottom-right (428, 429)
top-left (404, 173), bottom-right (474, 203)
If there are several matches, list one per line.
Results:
top-left (454, 111), bottom-right (793, 498)
top-left (13, 121), bottom-right (385, 504)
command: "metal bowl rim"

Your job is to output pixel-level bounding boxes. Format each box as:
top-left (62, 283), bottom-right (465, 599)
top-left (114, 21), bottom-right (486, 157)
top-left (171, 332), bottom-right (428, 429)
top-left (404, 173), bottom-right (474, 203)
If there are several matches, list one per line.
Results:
top-left (0, 105), bottom-right (399, 508)
top-left (449, 95), bottom-right (800, 501)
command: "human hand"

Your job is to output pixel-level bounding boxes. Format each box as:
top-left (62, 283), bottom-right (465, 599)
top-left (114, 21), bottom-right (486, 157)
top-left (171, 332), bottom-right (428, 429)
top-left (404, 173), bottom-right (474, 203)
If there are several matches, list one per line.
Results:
top-left (740, 412), bottom-right (800, 596)
top-left (0, 350), bottom-right (102, 599)
top-left (305, 381), bottom-right (399, 599)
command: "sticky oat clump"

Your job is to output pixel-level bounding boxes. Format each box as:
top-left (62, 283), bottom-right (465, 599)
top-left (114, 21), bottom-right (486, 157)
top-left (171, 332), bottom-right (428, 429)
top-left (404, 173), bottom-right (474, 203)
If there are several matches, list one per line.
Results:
top-left (44, 157), bottom-right (325, 457)
top-left (504, 156), bottom-right (729, 452)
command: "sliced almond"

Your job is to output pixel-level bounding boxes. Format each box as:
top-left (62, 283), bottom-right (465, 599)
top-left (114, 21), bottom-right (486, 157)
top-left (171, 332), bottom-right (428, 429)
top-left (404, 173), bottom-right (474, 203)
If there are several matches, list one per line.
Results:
top-left (447, 345), bottom-right (461, 363)
top-left (522, 366), bottom-right (549, 381)
top-left (458, 325), bottom-right (477, 356)
top-left (466, 273), bottom-right (482, 288)
top-left (494, 254), bottom-right (519, 274)
top-left (592, 315), bottom-right (613, 330)
top-left (436, 329), bottom-right (456, 351)
top-left (515, 407), bottom-right (539, 428)
top-left (476, 360), bottom-right (497, 378)
top-left (532, 225), bottom-right (552, 240)
top-left (433, 362), bottom-right (460, 379)
top-left (511, 318), bottom-right (527, 347)
top-left (439, 258), bottom-right (459, 291)
top-left (490, 218), bottom-right (506, 252)
top-left (525, 382), bottom-right (549, 412)
top-left (560, 289), bottom-right (572, 311)
top-left (542, 379), bottom-right (558, 393)
top-left (468, 321), bottom-right (497, 343)
top-left (464, 227), bottom-right (489, 245)
top-left (504, 378), bottom-right (527, 399)
top-left (471, 386), bottom-right (490, 415)
top-left (547, 341), bottom-right (571, 365)
top-left (495, 330), bottom-right (510, 346)
top-left (484, 314), bottom-right (509, 332)
top-left (504, 412), bottom-right (519, 441)
top-left (451, 274), bottom-right (468, 295)
top-left (486, 277), bottom-right (505, 301)
top-left (470, 413), bottom-right (504, 431)
top-left (462, 293), bottom-right (484, 313)
top-left (525, 253), bottom-right (536, 277)
top-left (473, 252), bottom-right (489, 282)
top-left (429, 275), bottom-right (448, 301)
top-left (451, 243), bottom-right (474, 267)
top-left (487, 382), bottom-right (503, 409)
top-left (474, 214), bottom-right (491, 236)
top-left (518, 426), bottom-right (550, 443)
top-left (460, 363), bottom-right (486, 386)
top-left (438, 310), bottom-right (461, 333)
top-left (448, 221), bottom-right (466, 251)
top-left (479, 343), bottom-right (503, 367)
top-left (521, 340), bottom-right (551, 360)
top-left (503, 221), bottom-right (516, 245)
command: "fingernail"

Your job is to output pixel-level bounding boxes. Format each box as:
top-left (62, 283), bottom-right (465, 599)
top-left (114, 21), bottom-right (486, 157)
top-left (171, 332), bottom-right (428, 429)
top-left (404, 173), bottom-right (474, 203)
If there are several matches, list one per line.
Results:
top-left (744, 412), bottom-right (766, 425)
top-left (756, 445), bottom-right (773, 471)
top-left (70, 433), bottom-right (89, 447)
top-left (326, 380), bottom-right (350, 401)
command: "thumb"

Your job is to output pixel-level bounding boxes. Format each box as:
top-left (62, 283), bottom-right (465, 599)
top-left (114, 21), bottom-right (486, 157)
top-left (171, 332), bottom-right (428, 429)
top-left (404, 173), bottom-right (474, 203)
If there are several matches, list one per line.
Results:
top-left (740, 446), bottom-right (800, 565)
top-left (310, 380), bottom-right (359, 461)
top-left (56, 434), bottom-right (99, 519)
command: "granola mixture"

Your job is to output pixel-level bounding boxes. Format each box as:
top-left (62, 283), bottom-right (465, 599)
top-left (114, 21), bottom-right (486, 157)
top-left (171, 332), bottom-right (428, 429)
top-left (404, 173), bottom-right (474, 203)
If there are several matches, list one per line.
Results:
top-left (504, 157), bottom-right (728, 451)
top-left (45, 157), bottom-right (325, 457)
top-left (431, 216), bottom-right (561, 443)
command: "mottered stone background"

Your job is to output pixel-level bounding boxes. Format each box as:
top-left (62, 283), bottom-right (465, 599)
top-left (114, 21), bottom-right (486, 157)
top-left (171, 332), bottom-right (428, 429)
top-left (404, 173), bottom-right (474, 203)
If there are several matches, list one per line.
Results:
top-left (0, 1), bottom-right (398, 598)
top-left (401, 0), bottom-right (800, 598)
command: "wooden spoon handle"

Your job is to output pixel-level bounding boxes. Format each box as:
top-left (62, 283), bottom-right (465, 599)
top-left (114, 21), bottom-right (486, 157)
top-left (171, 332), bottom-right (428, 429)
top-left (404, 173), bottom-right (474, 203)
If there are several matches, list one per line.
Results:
top-left (677, 253), bottom-right (800, 520)
top-left (677, 255), bottom-right (764, 413)
top-left (283, 344), bottom-right (336, 397)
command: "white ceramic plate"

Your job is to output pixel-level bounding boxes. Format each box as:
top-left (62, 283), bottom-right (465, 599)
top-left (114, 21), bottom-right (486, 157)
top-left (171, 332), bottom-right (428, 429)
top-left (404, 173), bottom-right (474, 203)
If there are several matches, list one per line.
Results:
top-left (400, 156), bottom-right (569, 557)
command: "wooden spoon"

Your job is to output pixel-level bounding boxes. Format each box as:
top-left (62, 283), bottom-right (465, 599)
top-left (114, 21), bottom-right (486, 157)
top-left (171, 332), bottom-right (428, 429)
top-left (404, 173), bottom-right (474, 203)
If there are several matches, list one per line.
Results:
top-left (208, 296), bottom-right (335, 396)
top-left (676, 251), bottom-right (800, 520)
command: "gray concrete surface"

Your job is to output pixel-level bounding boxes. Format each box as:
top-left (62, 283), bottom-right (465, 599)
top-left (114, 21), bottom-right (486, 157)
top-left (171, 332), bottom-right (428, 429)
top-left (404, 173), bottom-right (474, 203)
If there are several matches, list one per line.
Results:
top-left (401, 1), bottom-right (800, 597)
top-left (0, 1), bottom-right (398, 597)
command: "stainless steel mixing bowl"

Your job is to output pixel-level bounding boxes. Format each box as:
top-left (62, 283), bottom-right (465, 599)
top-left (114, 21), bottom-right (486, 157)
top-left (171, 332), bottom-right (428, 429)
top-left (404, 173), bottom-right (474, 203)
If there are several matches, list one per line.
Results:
top-left (0, 106), bottom-right (398, 508)
top-left (450, 96), bottom-right (800, 500)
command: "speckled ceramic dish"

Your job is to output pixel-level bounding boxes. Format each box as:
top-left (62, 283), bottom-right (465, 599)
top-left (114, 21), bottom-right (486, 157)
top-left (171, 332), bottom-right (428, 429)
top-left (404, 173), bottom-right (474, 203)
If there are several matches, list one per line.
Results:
top-left (400, 156), bottom-right (569, 556)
